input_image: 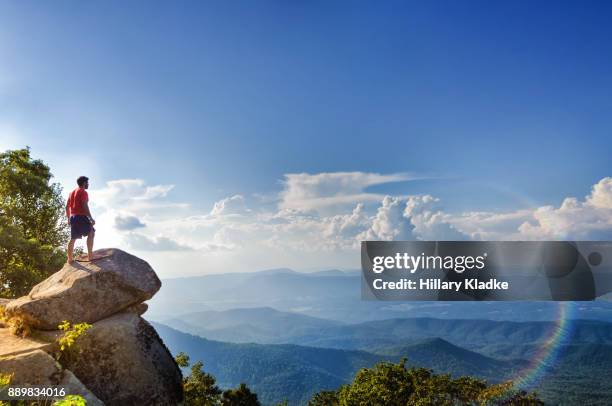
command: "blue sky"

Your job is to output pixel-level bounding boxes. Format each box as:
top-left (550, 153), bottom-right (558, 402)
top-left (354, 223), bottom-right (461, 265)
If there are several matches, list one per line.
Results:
top-left (1, 1), bottom-right (611, 276)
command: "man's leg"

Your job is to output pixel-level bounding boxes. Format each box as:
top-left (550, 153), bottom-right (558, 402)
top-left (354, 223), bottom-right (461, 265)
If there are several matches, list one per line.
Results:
top-left (67, 239), bottom-right (76, 263)
top-left (87, 230), bottom-right (95, 260)
top-left (87, 230), bottom-right (96, 261)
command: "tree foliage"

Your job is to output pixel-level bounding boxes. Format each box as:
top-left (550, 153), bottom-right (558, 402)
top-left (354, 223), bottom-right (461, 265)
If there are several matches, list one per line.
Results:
top-left (183, 360), bottom-right (222, 406)
top-left (176, 353), bottom-right (260, 406)
top-left (0, 148), bottom-right (68, 298)
top-left (222, 383), bottom-right (261, 406)
top-left (308, 391), bottom-right (340, 406)
top-left (176, 351), bottom-right (190, 368)
top-left (57, 321), bottom-right (92, 353)
top-left (309, 359), bottom-right (543, 406)
top-left (53, 395), bottom-right (87, 406)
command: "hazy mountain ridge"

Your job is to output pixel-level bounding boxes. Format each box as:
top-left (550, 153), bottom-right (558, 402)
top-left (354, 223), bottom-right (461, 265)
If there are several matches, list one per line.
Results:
top-left (147, 270), bottom-right (612, 405)
top-left (152, 322), bottom-right (381, 404)
top-left (154, 318), bottom-right (612, 405)
top-left (154, 307), bottom-right (612, 352)
top-left (161, 307), bottom-right (341, 343)
top-left (287, 317), bottom-right (612, 353)
top-left (148, 270), bottom-right (612, 323)
top-left (152, 322), bottom-right (523, 405)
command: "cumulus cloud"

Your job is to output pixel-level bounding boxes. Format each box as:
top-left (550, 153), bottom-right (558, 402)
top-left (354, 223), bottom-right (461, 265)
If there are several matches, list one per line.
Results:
top-left (135, 184), bottom-right (175, 200)
top-left (209, 194), bottom-right (250, 218)
top-left (88, 174), bottom-right (612, 275)
top-left (588, 177), bottom-right (612, 209)
top-left (360, 196), bottom-right (414, 240)
top-left (324, 204), bottom-right (370, 242)
top-left (279, 171), bottom-right (418, 213)
top-left (93, 179), bottom-right (182, 211)
top-left (186, 176), bottom-right (612, 257)
top-left (125, 233), bottom-right (194, 251)
top-left (114, 215), bottom-right (146, 231)
top-left (351, 194), bottom-right (468, 242)
top-left (403, 195), bottom-right (469, 241)
top-left (448, 210), bottom-right (533, 240)
top-left (516, 177), bottom-right (612, 240)
top-left (87, 179), bottom-right (191, 251)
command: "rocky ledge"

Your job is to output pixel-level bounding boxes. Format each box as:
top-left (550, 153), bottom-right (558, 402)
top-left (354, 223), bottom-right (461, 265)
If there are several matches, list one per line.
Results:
top-left (0, 248), bottom-right (183, 405)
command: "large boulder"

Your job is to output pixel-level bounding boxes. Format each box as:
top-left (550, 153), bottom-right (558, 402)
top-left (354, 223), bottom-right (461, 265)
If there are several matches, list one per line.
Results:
top-left (60, 312), bottom-right (183, 406)
top-left (5, 249), bottom-right (160, 330)
top-left (0, 349), bottom-right (104, 405)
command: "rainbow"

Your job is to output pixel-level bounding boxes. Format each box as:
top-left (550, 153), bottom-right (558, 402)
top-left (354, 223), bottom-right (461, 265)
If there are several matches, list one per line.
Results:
top-left (510, 301), bottom-right (575, 389)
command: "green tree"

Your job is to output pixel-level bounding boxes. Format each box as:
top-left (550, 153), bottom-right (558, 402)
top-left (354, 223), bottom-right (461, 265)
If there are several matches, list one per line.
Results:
top-left (308, 391), bottom-right (339, 406)
top-left (176, 353), bottom-right (222, 406)
top-left (222, 383), bottom-right (260, 406)
top-left (176, 351), bottom-right (190, 367)
top-left (184, 360), bottom-right (223, 406)
top-left (310, 359), bottom-right (543, 406)
top-left (175, 353), bottom-right (261, 406)
top-left (0, 148), bottom-right (68, 298)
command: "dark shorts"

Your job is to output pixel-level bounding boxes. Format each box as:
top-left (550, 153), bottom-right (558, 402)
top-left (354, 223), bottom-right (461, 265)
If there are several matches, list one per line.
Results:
top-left (70, 215), bottom-right (95, 240)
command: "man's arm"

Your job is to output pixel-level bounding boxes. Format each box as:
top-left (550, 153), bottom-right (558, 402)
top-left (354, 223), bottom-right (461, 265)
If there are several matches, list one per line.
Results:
top-left (82, 201), bottom-right (95, 225)
top-left (66, 200), bottom-right (70, 219)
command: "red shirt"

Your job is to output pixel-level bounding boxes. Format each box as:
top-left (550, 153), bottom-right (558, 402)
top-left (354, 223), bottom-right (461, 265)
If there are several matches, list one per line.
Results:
top-left (68, 188), bottom-right (89, 216)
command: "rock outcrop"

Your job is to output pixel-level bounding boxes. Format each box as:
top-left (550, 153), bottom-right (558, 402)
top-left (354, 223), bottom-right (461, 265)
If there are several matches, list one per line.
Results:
top-left (6, 248), bottom-right (161, 330)
top-left (60, 312), bottom-right (183, 405)
top-left (0, 349), bottom-right (103, 405)
top-left (0, 249), bottom-right (183, 406)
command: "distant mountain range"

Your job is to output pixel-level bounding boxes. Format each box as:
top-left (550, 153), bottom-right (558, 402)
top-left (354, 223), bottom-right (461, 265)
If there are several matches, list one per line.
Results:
top-left (285, 317), bottom-right (612, 355)
top-left (157, 307), bottom-right (612, 353)
top-left (152, 322), bottom-right (524, 405)
top-left (153, 318), bottom-right (612, 405)
top-left (148, 269), bottom-right (612, 405)
top-left (161, 307), bottom-right (341, 343)
top-left (147, 268), bottom-right (612, 323)
top-left (152, 322), bottom-right (379, 405)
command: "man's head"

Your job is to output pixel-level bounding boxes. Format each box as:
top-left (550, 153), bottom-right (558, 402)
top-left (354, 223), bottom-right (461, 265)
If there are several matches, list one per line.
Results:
top-left (77, 176), bottom-right (89, 189)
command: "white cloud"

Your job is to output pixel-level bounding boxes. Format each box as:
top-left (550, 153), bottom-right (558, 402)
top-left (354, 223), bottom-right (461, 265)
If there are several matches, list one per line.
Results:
top-left (516, 177), bottom-right (612, 240)
top-left (360, 196), bottom-right (414, 240)
top-left (135, 184), bottom-right (175, 200)
top-left (279, 171), bottom-right (418, 213)
top-left (125, 233), bottom-right (195, 251)
top-left (92, 179), bottom-right (181, 211)
top-left (114, 214), bottom-right (146, 231)
top-left (587, 177), bottom-right (612, 209)
top-left (447, 209), bottom-right (532, 240)
top-left (81, 174), bottom-right (612, 277)
top-left (83, 179), bottom-right (191, 253)
top-left (209, 194), bottom-right (250, 218)
top-left (403, 195), bottom-right (468, 241)
top-left (324, 204), bottom-right (370, 245)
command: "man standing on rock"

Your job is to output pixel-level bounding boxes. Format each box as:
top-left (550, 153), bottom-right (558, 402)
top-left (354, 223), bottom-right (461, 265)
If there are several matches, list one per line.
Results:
top-left (66, 176), bottom-right (96, 263)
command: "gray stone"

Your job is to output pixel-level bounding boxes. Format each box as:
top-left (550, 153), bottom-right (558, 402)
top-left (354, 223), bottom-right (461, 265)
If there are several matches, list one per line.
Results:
top-left (0, 349), bottom-right (104, 405)
top-left (5, 249), bottom-right (161, 330)
top-left (124, 302), bottom-right (148, 316)
top-left (0, 328), bottom-right (54, 358)
top-left (60, 312), bottom-right (182, 406)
